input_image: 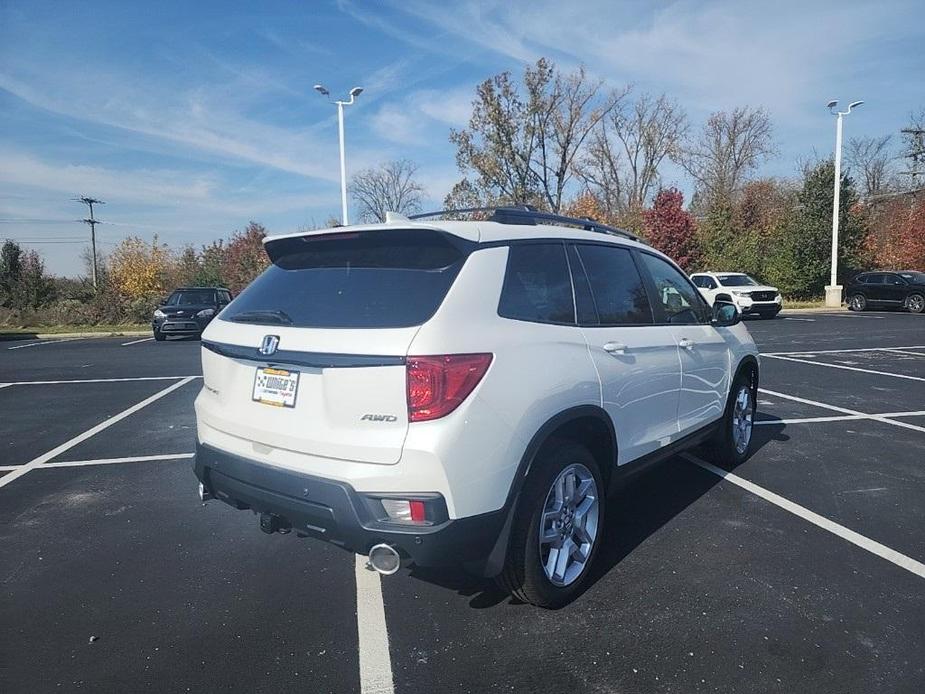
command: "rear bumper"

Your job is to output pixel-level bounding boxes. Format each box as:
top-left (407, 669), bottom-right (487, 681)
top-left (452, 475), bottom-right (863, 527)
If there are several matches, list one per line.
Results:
top-left (193, 443), bottom-right (507, 571)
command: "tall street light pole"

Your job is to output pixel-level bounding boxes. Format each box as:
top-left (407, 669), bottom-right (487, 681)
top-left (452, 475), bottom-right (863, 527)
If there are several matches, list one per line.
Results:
top-left (824, 99), bottom-right (863, 308)
top-left (314, 84), bottom-right (364, 225)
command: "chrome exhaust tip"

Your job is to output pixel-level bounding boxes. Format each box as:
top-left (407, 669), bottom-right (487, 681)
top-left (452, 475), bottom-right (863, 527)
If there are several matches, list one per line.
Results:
top-left (367, 543), bottom-right (401, 575)
top-left (198, 482), bottom-right (214, 502)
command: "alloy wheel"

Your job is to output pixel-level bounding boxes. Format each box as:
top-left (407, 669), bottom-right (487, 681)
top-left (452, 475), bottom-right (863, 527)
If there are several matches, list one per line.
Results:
top-left (732, 385), bottom-right (753, 455)
top-left (538, 463), bottom-right (599, 587)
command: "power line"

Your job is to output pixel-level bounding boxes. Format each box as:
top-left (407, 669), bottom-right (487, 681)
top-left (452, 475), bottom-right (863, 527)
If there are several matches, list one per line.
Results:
top-left (72, 196), bottom-right (105, 288)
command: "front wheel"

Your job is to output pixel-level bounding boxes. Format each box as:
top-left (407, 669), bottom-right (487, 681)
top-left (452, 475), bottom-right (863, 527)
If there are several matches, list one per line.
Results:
top-left (906, 293), bottom-right (925, 314)
top-left (153, 328), bottom-right (166, 341)
top-left (497, 441), bottom-right (604, 608)
top-left (848, 293), bottom-right (867, 311)
top-left (710, 370), bottom-right (756, 467)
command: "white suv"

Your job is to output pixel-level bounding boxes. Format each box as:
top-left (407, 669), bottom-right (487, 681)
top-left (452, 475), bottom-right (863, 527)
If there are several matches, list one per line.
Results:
top-left (690, 272), bottom-right (782, 319)
top-left (194, 208), bottom-right (759, 607)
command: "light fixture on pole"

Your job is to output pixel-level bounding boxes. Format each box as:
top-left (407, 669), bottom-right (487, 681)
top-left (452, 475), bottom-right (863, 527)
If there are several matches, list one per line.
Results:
top-left (824, 99), bottom-right (864, 308)
top-left (314, 84), bottom-right (364, 225)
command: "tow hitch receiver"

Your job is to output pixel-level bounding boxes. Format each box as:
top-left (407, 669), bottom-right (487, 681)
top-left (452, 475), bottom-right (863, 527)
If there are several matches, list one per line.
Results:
top-left (259, 512), bottom-right (291, 535)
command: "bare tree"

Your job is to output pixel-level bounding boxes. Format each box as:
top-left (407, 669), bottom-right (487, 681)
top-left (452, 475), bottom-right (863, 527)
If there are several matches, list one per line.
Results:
top-left (678, 106), bottom-right (775, 206)
top-left (845, 135), bottom-right (893, 198)
top-left (579, 92), bottom-right (688, 218)
top-left (450, 58), bottom-right (625, 213)
top-left (350, 159), bottom-right (425, 222)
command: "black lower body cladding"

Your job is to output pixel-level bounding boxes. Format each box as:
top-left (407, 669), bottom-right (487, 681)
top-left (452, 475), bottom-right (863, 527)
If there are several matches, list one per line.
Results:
top-left (193, 443), bottom-right (506, 571)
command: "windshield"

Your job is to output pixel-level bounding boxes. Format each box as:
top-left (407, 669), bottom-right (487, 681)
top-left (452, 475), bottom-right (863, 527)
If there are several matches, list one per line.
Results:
top-left (717, 274), bottom-right (758, 287)
top-left (899, 271), bottom-right (925, 283)
top-left (224, 229), bottom-right (470, 329)
top-left (166, 290), bottom-right (215, 305)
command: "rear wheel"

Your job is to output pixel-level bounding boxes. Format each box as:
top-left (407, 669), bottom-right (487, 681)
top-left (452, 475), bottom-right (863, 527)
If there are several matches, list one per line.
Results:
top-left (497, 441), bottom-right (604, 608)
top-left (907, 293), bottom-right (925, 314)
top-left (848, 293), bottom-right (867, 311)
top-left (709, 370), bottom-right (756, 467)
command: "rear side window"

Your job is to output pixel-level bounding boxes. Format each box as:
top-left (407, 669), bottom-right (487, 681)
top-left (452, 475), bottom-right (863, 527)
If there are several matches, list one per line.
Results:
top-left (573, 244), bottom-right (652, 325)
top-left (223, 229), bottom-right (470, 329)
top-left (499, 243), bottom-right (575, 325)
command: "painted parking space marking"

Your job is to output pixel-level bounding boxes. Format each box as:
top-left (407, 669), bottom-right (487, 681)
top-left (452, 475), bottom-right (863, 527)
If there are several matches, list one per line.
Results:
top-left (683, 454), bottom-right (925, 580)
top-left (762, 345), bottom-right (925, 356)
top-left (0, 377), bottom-right (197, 490)
top-left (0, 453), bottom-right (195, 471)
top-left (6, 337), bottom-right (82, 350)
top-left (755, 410), bottom-right (925, 426)
top-left (121, 337), bottom-right (154, 346)
top-left (2, 375), bottom-right (200, 387)
top-left (355, 554), bottom-right (395, 694)
top-left (759, 389), bottom-right (925, 434)
top-left (761, 354), bottom-right (925, 382)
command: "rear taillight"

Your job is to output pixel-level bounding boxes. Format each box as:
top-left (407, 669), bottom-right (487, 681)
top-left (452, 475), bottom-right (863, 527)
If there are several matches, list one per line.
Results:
top-left (406, 353), bottom-right (493, 422)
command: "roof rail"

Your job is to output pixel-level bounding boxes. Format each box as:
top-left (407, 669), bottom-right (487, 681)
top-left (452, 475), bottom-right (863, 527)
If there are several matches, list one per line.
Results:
top-left (409, 205), bottom-right (639, 242)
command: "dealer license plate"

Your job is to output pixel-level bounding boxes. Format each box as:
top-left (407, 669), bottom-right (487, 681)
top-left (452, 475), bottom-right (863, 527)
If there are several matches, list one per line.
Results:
top-left (252, 367), bottom-right (299, 408)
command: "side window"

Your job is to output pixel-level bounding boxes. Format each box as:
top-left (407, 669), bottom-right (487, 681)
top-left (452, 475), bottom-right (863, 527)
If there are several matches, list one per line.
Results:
top-left (705, 277), bottom-right (717, 289)
top-left (638, 252), bottom-right (707, 324)
top-left (691, 276), bottom-right (705, 288)
top-left (219, 290), bottom-right (232, 303)
top-left (573, 244), bottom-right (653, 325)
top-left (886, 274), bottom-right (904, 285)
top-left (867, 273), bottom-right (885, 285)
top-left (499, 243), bottom-right (575, 325)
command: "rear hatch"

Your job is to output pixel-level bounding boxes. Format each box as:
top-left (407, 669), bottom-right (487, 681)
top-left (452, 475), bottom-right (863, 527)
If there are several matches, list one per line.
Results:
top-left (199, 227), bottom-right (473, 464)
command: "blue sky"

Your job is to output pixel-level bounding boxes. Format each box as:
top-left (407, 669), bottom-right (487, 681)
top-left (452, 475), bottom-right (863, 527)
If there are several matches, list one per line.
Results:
top-left (1, 0), bottom-right (923, 276)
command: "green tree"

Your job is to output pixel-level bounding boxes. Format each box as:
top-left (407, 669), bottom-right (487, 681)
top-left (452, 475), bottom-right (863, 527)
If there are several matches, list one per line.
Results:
top-left (766, 161), bottom-right (867, 298)
top-left (195, 240), bottom-right (225, 287)
top-left (0, 239), bottom-right (24, 307)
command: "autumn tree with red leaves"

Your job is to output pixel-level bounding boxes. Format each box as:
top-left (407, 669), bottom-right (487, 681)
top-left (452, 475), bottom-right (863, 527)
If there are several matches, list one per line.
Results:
top-left (865, 196), bottom-right (925, 270)
top-left (641, 188), bottom-right (700, 270)
top-left (221, 222), bottom-right (270, 294)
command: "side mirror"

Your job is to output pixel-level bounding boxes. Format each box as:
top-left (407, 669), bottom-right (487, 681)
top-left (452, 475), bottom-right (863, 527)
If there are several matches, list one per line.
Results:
top-left (711, 300), bottom-right (740, 327)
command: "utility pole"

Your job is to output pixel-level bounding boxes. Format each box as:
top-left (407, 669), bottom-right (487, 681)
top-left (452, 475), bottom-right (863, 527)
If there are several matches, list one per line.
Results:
top-left (73, 196), bottom-right (105, 288)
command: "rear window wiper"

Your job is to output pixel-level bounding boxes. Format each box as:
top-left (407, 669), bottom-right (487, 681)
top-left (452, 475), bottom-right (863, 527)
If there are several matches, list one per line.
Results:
top-left (228, 309), bottom-right (293, 325)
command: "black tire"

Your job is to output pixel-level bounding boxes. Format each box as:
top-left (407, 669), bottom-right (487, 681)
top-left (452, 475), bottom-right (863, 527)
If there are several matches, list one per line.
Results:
top-left (497, 440), bottom-right (605, 609)
top-left (709, 368), bottom-right (757, 467)
top-left (847, 293), bottom-right (867, 311)
top-left (906, 293), bottom-right (925, 314)
top-left (153, 328), bottom-right (166, 342)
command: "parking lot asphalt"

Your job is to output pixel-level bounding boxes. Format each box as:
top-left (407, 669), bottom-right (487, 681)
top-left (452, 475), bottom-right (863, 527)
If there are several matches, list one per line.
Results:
top-left (1, 312), bottom-right (924, 693)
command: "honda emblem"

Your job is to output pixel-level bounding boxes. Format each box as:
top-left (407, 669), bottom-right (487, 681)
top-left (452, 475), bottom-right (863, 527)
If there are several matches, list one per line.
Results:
top-left (258, 335), bottom-right (280, 356)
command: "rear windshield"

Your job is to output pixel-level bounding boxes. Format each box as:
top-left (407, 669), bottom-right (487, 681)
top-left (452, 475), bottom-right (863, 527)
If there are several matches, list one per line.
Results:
top-left (222, 229), bottom-right (471, 329)
top-left (167, 290), bottom-right (215, 305)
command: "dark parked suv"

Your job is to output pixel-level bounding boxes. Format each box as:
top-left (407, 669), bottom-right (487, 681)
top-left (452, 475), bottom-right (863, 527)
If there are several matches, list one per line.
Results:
top-left (152, 287), bottom-right (232, 340)
top-left (845, 271), bottom-right (925, 313)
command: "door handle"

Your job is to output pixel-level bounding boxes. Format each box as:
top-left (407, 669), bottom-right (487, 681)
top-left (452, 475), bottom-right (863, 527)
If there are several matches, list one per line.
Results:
top-left (603, 341), bottom-right (627, 355)
top-left (678, 337), bottom-right (695, 350)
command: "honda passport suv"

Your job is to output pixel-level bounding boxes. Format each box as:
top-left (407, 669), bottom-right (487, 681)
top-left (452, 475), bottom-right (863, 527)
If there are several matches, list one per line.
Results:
top-left (193, 207), bottom-right (759, 608)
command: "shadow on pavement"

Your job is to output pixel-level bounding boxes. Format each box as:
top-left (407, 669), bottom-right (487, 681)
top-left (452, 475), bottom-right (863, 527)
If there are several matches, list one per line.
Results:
top-left (406, 422), bottom-right (789, 610)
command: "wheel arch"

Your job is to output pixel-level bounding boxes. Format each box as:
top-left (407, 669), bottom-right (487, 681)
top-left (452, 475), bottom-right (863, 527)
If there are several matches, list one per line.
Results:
top-left (477, 405), bottom-right (617, 577)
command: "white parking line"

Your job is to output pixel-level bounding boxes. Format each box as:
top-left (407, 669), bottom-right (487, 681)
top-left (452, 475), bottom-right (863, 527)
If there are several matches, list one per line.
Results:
top-left (882, 349), bottom-right (925, 358)
top-left (682, 454), bottom-right (925, 579)
top-left (761, 354), bottom-right (925, 383)
top-left (3, 375), bottom-right (200, 386)
top-left (0, 454), bottom-right (194, 472)
top-left (763, 345), bottom-right (925, 356)
top-left (0, 377), bottom-right (197, 490)
top-left (6, 338), bottom-right (82, 350)
top-left (355, 554), bottom-right (395, 694)
top-left (755, 410), bottom-right (925, 426)
top-left (783, 317), bottom-right (815, 322)
top-left (760, 389), bottom-right (925, 434)
top-left (121, 337), bottom-right (154, 346)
